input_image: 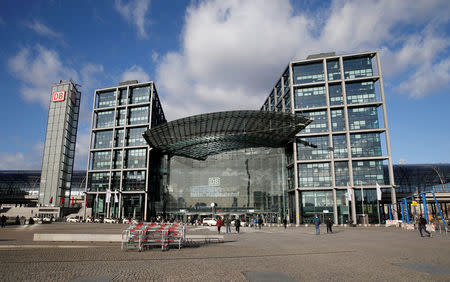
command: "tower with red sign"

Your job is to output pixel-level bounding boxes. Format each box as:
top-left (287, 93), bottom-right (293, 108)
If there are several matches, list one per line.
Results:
top-left (38, 80), bottom-right (81, 208)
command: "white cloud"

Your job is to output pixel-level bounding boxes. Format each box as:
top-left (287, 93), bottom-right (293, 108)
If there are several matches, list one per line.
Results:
top-left (398, 58), bottom-right (450, 98)
top-left (8, 45), bottom-right (78, 108)
top-left (115, 0), bottom-right (150, 39)
top-left (151, 50), bottom-right (159, 62)
top-left (121, 65), bottom-right (150, 82)
top-left (26, 20), bottom-right (62, 38)
top-left (155, 0), bottom-right (450, 120)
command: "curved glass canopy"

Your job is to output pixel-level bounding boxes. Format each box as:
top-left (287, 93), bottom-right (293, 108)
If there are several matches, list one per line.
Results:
top-left (143, 110), bottom-right (312, 160)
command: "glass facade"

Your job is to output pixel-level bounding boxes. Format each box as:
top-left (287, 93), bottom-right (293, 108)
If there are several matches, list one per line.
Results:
top-left (293, 62), bottom-right (324, 84)
top-left (86, 81), bottom-right (166, 220)
top-left (294, 86), bottom-right (326, 109)
top-left (163, 148), bottom-right (287, 220)
top-left (299, 111), bottom-right (328, 133)
top-left (262, 51), bottom-right (394, 224)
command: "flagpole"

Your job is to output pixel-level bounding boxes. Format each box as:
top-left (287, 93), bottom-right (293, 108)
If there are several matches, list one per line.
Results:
top-left (376, 183), bottom-right (382, 225)
top-left (361, 185), bottom-right (364, 218)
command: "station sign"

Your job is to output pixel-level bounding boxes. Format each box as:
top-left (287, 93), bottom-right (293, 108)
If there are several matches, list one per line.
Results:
top-left (52, 90), bottom-right (66, 102)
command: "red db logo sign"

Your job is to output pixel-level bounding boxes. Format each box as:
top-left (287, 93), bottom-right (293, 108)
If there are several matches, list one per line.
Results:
top-left (52, 91), bottom-right (65, 102)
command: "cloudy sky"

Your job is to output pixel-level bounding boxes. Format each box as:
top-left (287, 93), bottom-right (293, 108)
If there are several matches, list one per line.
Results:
top-left (0, 0), bottom-right (449, 170)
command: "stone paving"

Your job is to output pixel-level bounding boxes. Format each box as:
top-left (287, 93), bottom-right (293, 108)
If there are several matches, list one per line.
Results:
top-left (0, 223), bottom-right (449, 281)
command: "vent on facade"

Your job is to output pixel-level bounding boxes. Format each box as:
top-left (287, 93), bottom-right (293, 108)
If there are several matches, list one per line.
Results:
top-left (306, 52), bottom-right (336, 59)
top-left (118, 80), bottom-right (139, 86)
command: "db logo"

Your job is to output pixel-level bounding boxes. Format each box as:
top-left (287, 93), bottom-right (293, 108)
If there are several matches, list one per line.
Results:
top-left (52, 91), bottom-right (66, 102)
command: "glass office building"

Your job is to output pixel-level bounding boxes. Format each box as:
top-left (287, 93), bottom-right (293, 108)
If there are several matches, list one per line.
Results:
top-left (261, 51), bottom-right (397, 224)
top-left (85, 80), bottom-right (166, 220)
top-left (39, 80), bottom-right (81, 207)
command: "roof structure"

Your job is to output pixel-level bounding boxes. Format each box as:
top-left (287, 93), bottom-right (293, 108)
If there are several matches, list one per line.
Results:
top-left (143, 110), bottom-right (312, 160)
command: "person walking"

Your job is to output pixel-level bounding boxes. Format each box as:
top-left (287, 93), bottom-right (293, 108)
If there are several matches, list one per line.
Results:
top-left (235, 218), bottom-right (241, 234)
top-left (313, 214), bottom-right (321, 235)
top-left (217, 217), bottom-right (223, 234)
top-left (1, 215), bottom-right (6, 228)
top-left (326, 217), bottom-right (333, 233)
top-left (418, 215), bottom-right (432, 237)
top-left (258, 216), bottom-right (263, 229)
top-left (253, 217), bottom-right (258, 229)
top-left (283, 218), bottom-right (287, 229)
top-left (225, 218), bottom-right (231, 234)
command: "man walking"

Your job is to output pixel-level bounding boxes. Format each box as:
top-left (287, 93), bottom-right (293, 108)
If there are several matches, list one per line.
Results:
top-left (235, 218), bottom-right (241, 234)
top-left (326, 217), bottom-right (333, 233)
top-left (418, 215), bottom-right (432, 237)
top-left (225, 218), bottom-right (231, 234)
top-left (313, 214), bottom-right (321, 235)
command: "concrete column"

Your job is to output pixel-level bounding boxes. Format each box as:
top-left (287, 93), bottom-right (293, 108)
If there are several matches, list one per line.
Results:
top-left (376, 52), bottom-right (398, 220)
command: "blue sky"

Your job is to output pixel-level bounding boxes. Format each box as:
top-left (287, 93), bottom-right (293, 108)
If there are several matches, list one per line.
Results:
top-left (0, 0), bottom-right (449, 170)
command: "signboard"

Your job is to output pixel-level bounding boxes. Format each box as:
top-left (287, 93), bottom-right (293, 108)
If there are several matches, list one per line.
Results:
top-left (323, 210), bottom-right (329, 213)
top-left (52, 90), bottom-right (66, 102)
top-left (208, 177), bottom-right (220, 186)
top-left (412, 201), bottom-right (418, 206)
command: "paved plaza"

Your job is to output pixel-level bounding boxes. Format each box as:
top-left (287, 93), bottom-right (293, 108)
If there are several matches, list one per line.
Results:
top-left (0, 223), bottom-right (449, 281)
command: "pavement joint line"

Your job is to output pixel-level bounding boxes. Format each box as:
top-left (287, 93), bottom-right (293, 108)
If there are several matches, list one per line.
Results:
top-left (0, 245), bottom-right (106, 249)
top-left (0, 250), bottom-right (357, 264)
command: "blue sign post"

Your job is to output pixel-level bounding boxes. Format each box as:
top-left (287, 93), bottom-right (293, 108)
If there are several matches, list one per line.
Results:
top-left (400, 202), bottom-right (405, 223)
top-left (388, 204), bottom-right (392, 220)
top-left (421, 193), bottom-right (429, 224)
top-left (403, 198), bottom-right (410, 224)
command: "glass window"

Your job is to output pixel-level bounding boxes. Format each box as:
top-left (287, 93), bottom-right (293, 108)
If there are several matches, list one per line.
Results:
top-left (297, 136), bottom-right (330, 160)
top-left (128, 106), bottom-right (149, 125)
top-left (343, 56), bottom-right (373, 79)
top-left (114, 129), bottom-right (124, 147)
top-left (91, 151), bottom-right (111, 170)
top-left (129, 86), bottom-right (150, 104)
top-left (301, 191), bottom-right (334, 221)
top-left (276, 80), bottom-right (282, 101)
top-left (111, 172), bottom-right (121, 191)
top-left (298, 162), bottom-right (331, 187)
top-left (332, 135), bottom-right (347, 158)
top-left (88, 172), bottom-right (109, 192)
top-left (348, 107), bottom-right (379, 130)
top-left (334, 161), bottom-right (349, 186)
top-left (122, 171), bottom-right (146, 191)
top-left (116, 109), bottom-right (126, 126)
top-left (352, 160), bottom-right (384, 185)
top-left (327, 60), bottom-right (341, 81)
top-left (294, 86), bottom-right (326, 109)
top-left (95, 110), bottom-right (114, 128)
top-left (329, 84), bottom-right (343, 105)
top-left (96, 90), bottom-right (116, 108)
top-left (350, 133), bottom-right (382, 157)
top-left (124, 148), bottom-right (147, 168)
top-left (113, 150), bottom-right (122, 169)
top-left (293, 62), bottom-right (324, 84)
top-left (331, 109), bottom-right (345, 131)
top-left (298, 111), bottom-right (328, 133)
top-left (284, 92), bottom-right (291, 113)
top-left (118, 89), bottom-right (127, 105)
top-left (93, 130), bottom-right (113, 149)
top-left (126, 127), bottom-right (148, 146)
top-left (346, 81), bottom-right (377, 104)
top-left (269, 92), bottom-right (275, 111)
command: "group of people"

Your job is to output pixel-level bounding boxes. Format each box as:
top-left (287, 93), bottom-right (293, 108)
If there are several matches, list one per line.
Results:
top-left (312, 214), bottom-right (334, 235)
top-left (216, 217), bottom-right (241, 234)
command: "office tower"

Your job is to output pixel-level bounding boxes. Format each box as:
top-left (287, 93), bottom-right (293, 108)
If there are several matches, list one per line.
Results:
top-left (85, 80), bottom-right (166, 220)
top-left (262, 51), bottom-right (397, 225)
top-left (39, 80), bottom-right (81, 207)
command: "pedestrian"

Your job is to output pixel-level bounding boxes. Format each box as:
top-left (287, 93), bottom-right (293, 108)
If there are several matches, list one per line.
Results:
top-left (1, 215), bottom-right (6, 228)
top-left (283, 218), bottom-right (287, 229)
top-left (418, 215), bottom-right (432, 237)
top-left (258, 216), bottom-right (263, 229)
top-left (217, 217), bottom-right (223, 234)
top-left (313, 214), bottom-right (321, 235)
top-left (235, 218), bottom-right (241, 233)
top-left (326, 217), bottom-right (333, 233)
top-left (253, 217), bottom-right (258, 229)
top-left (226, 218), bottom-right (231, 234)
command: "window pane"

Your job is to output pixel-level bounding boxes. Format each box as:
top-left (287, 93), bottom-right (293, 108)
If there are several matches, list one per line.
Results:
top-left (298, 162), bottom-right (331, 187)
top-left (348, 107), bottom-right (379, 130)
top-left (350, 133), bottom-right (382, 157)
top-left (334, 161), bottom-right (349, 186)
top-left (331, 109), bottom-right (345, 131)
top-left (97, 90), bottom-right (116, 108)
top-left (126, 127), bottom-right (148, 146)
top-left (122, 171), bottom-right (146, 191)
top-left (294, 86), bottom-right (326, 109)
top-left (293, 62), bottom-right (324, 84)
top-left (128, 106), bottom-right (149, 125)
top-left (93, 130), bottom-right (113, 149)
top-left (327, 60), bottom-right (341, 81)
top-left (124, 148), bottom-right (147, 168)
top-left (346, 81), bottom-right (377, 104)
top-left (95, 110), bottom-right (114, 128)
top-left (298, 111), bottom-right (328, 133)
top-left (343, 56), bottom-right (373, 79)
top-left (129, 86), bottom-right (150, 104)
top-left (297, 136), bottom-right (330, 160)
top-left (91, 151), bottom-right (111, 170)
top-left (332, 135), bottom-right (347, 158)
top-left (329, 84), bottom-right (343, 105)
